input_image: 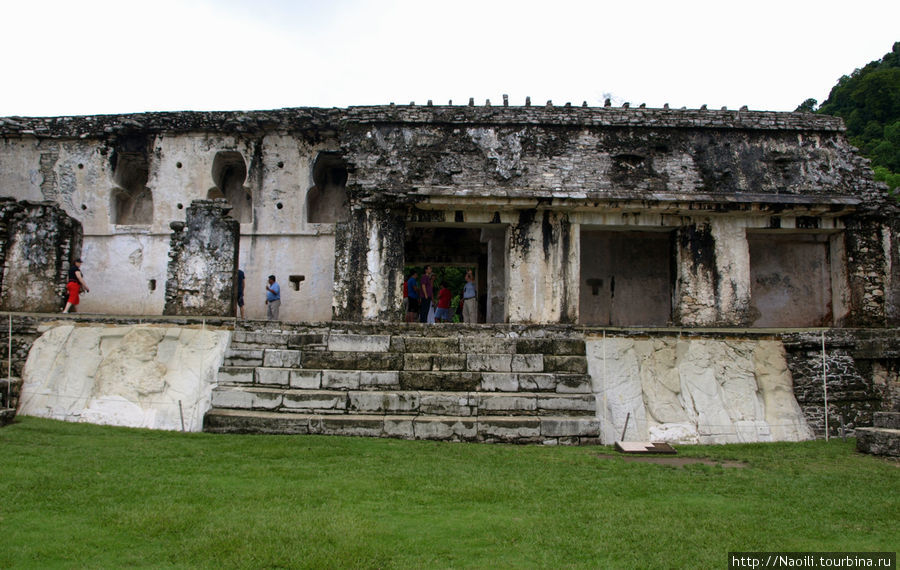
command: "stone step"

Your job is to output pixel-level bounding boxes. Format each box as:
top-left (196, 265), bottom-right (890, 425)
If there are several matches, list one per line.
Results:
top-left (203, 408), bottom-right (601, 444)
top-left (221, 349), bottom-right (587, 374)
top-left (856, 427), bottom-right (900, 456)
top-left (210, 387), bottom-right (596, 417)
top-left (218, 366), bottom-right (591, 393)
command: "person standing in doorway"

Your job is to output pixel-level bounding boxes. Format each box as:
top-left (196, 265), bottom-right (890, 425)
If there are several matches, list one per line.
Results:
top-left (236, 269), bottom-right (245, 319)
top-left (462, 269), bottom-right (477, 324)
top-left (418, 265), bottom-right (434, 323)
top-left (434, 280), bottom-right (452, 323)
top-left (405, 270), bottom-right (420, 323)
top-left (62, 258), bottom-right (89, 313)
top-left (265, 275), bottom-right (281, 320)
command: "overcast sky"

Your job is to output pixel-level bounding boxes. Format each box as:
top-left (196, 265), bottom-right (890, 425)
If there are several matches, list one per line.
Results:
top-left (2, 0), bottom-right (898, 117)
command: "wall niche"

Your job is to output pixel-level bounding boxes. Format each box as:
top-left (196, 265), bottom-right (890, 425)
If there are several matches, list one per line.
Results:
top-left (208, 151), bottom-right (252, 224)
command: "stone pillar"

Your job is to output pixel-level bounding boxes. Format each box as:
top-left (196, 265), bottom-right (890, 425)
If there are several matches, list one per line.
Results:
top-left (332, 207), bottom-right (405, 321)
top-left (710, 218), bottom-right (751, 325)
top-left (844, 217), bottom-right (889, 326)
top-left (482, 227), bottom-right (507, 323)
top-left (674, 223), bottom-right (718, 326)
top-left (0, 199), bottom-right (82, 313)
top-left (163, 200), bottom-right (239, 316)
top-left (506, 210), bottom-right (578, 324)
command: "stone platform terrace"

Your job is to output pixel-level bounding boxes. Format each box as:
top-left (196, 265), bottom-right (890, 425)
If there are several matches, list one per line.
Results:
top-left (204, 321), bottom-right (601, 444)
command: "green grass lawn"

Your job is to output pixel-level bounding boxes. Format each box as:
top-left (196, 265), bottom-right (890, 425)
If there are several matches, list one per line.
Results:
top-left (1, 417), bottom-right (897, 569)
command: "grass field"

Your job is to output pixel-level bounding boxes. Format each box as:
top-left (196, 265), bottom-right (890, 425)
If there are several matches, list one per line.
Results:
top-left (1, 417), bottom-right (897, 569)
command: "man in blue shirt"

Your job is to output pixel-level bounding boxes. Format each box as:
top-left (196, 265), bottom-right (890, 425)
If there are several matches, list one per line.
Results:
top-left (266, 274), bottom-right (281, 320)
top-left (406, 270), bottom-right (419, 323)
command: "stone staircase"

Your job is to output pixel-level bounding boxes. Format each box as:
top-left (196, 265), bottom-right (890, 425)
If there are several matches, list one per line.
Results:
top-left (204, 323), bottom-right (601, 444)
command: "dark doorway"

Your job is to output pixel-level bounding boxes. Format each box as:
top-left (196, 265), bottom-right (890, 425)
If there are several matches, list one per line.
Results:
top-left (579, 229), bottom-right (673, 326)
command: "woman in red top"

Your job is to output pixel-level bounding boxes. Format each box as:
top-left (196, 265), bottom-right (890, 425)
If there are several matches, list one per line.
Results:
top-left (434, 281), bottom-right (452, 323)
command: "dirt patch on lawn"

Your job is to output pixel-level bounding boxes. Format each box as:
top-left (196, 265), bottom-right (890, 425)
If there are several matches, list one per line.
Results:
top-left (597, 454), bottom-right (748, 468)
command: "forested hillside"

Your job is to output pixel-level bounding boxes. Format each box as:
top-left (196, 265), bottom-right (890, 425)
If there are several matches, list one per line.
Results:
top-left (797, 42), bottom-right (900, 194)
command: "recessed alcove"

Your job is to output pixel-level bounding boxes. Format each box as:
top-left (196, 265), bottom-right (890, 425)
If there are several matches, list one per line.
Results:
top-left (306, 152), bottom-right (349, 223)
top-left (110, 138), bottom-right (153, 226)
top-left (209, 151), bottom-right (252, 223)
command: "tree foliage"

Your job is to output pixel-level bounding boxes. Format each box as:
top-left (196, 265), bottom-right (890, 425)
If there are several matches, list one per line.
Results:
top-left (798, 42), bottom-right (900, 195)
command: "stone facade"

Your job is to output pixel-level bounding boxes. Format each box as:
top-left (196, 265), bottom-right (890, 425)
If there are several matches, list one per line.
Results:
top-left (1, 105), bottom-right (896, 326)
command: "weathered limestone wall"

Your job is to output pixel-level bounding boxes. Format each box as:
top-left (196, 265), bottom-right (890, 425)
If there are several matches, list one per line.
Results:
top-left (164, 200), bottom-right (239, 316)
top-left (587, 335), bottom-right (814, 444)
top-left (19, 323), bottom-right (230, 431)
top-left (0, 199), bottom-right (81, 312)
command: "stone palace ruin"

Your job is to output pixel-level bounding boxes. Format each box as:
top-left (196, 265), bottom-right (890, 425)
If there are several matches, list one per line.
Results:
top-left (1, 102), bottom-right (898, 450)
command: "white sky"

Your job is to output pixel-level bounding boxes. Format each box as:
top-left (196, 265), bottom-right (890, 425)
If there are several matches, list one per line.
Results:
top-left (2, 0), bottom-right (898, 117)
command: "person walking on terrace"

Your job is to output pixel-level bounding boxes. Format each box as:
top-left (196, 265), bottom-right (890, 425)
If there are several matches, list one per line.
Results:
top-left (62, 258), bottom-right (89, 313)
top-left (265, 274), bottom-right (280, 320)
top-left (405, 270), bottom-right (420, 323)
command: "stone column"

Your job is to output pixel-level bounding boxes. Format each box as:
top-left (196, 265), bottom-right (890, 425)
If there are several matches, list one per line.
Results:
top-left (710, 218), bottom-right (751, 325)
top-left (163, 199), bottom-right (239, 316)
top-left (481, 227), bottom-right (507, 323)
top-left (844, 217), bottom-right (889, 326)
top-left (332, 207), bottom-right (405, 321)
top-left (506, 210), bottom-right (578, 324)
top-left (0, 199), bottom-right (82, 313)
top-left (674, 223), bottom-right (718, 326)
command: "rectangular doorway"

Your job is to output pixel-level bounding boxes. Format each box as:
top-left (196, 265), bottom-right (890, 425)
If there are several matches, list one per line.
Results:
top-left (579, 230), bottom-right (673, 326)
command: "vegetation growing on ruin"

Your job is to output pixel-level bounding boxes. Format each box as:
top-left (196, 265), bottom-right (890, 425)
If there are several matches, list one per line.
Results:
top-left (798, 41), bottom-right (900, 195)
top-left (1, 417), bottom-right (896, 568)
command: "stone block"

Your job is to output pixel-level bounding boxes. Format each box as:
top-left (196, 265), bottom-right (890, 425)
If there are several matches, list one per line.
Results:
top-left (312, 415), bottom-right (385, 437)
top-left (433, 354), bottom-right (466, 371)
top-left (543, 355), bottom-right (588, 374)
top-left (255, 367), bottom-right (290, 386)
top-left (511, 354), bottom-right (543, 372)
top-left (477, 393), bottom-right (538, 414)
top-left (413, 416), bottom-right (477, 440)
top-left (855, 427), bottom-right (900, 456)
top-left (349, 391), bottom-right (419, 414)
top-left (404, 353), bottom-right (434, 371)
top-left (398, 371), bottom-right (481, 391)
top-left (552, 339), bottom-right (586, 356)
top-left (289, 369), bottom-right (322, 389)
top-left (403, 337), bottom-right (460, 353)
top-left (224, 348), bottom-right (263, 366)
top-left (262, 349), bottom-right (302, 368)
top-left (555, 374), bottom-right (592, 393)
top-left (467, 354), bottom-right (512, 372)
top-left (478, 417), bottom-right (542, 441)
top-left (281, 390), bottom-right (347, 412)
top-left (515, 338), bottom-right (554, 355)
top-left (383, 416), bottom-right (415, 439)
top-left (480, 373), bottom-right (519, 392)
top-left (217, 366), bottom-right (255, 385)
top-left (460, 337), bottom-right (516, 354)
top-left (302, 351), bottom-right (402, 371)
top-left (874, 412), bottom-right (900, 429)
top-left (203, 409), bottom-right (310, 435)
top-left (537, 394), bottom-right (596, 414)
top-left (541, 417), bottom-right (601, 437)
top-left (211, 388), bottom-right (255, 409)
top-left (321, 370), bottom-right (361, 389)
top-left (286, 333), bottom-right (326, 349)
top-left (328, 334), bottom-right (391, 353)
top-left (252, 390), bottom-right (284, 410)
top-left (419, 392), bottom-right (475, 416)
top-left (517, 373), bottom-right (557, 392)
top-left (359, 371), bottom-right (400, 388)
